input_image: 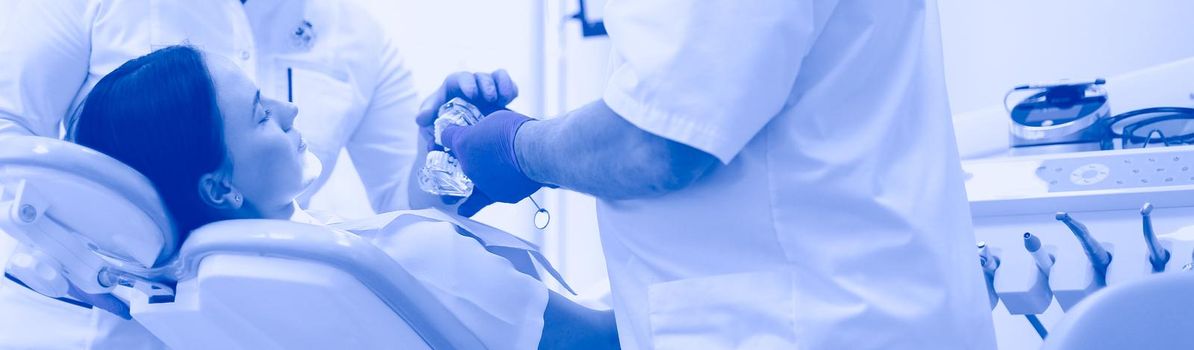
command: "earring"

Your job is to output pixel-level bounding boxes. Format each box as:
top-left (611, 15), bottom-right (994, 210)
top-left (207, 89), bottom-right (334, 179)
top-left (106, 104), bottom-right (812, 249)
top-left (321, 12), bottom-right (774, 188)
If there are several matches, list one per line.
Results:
top-left (232, 193), bottom-right (243, 205)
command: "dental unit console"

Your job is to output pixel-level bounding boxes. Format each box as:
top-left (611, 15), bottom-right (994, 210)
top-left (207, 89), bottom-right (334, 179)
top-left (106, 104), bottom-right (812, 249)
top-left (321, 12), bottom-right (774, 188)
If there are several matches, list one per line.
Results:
top-left (963, 144), bottom-right (1194, 348)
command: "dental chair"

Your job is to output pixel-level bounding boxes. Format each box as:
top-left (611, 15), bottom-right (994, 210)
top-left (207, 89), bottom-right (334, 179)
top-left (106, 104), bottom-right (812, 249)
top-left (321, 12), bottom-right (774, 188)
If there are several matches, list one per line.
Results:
top-left (0, 136), bottom-right (484, 349)
top-left (1041, 272), bottom-right (1194, 350)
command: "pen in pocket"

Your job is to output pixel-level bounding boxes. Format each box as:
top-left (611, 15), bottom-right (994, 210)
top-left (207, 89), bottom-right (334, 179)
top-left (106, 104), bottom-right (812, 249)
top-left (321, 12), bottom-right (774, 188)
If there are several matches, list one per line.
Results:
top-left (287, 67), bottom-right (294, 103)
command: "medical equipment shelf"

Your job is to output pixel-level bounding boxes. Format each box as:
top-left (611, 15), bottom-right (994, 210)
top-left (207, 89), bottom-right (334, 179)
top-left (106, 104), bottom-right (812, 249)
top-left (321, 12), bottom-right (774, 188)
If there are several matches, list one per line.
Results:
top-left (964, 145), bottom-right (1194, 217)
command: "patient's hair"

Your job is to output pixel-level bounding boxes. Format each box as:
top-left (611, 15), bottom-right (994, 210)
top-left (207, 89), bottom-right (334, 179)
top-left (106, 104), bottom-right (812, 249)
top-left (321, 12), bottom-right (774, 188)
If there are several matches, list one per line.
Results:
top-left (74, 45), bottom-right (227, 241)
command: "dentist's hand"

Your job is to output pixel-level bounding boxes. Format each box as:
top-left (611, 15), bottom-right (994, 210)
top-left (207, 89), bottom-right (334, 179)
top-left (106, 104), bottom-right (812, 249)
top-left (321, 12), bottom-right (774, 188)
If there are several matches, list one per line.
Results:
top-left (416, 70), bottom-right (519, 129)
top-left (440, 110), bottom-right (543, 216)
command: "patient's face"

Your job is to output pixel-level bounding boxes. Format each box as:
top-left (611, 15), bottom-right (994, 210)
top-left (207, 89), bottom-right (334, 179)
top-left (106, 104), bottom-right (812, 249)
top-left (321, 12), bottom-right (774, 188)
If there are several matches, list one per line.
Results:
top-left (206, 55), bottom-right (316, 215)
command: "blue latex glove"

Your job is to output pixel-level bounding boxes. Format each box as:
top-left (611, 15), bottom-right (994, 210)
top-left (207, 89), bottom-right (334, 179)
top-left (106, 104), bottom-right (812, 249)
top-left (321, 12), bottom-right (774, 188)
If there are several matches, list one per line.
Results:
top-left (440, 110), bottom-right (543, 216)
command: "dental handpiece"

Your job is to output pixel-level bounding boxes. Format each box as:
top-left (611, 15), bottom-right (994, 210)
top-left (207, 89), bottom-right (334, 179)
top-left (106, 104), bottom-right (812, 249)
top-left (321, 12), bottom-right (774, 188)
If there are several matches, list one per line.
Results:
top-left (1023, 232), bottom-right (1054, 272)
top-left (977, 241), bottom-right (1000, 310)
top-left (978, 241), bottom-right (999, 276)
top-left (1140, 203), bottom-right (1170, 272)
top-left (1055, 212), bottom-right (1112, 278)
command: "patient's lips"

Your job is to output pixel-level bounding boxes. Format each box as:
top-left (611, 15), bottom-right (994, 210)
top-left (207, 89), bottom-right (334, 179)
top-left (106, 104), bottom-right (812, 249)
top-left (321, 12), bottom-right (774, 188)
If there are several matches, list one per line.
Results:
top-left (297, 134), bottom-right (308, 153)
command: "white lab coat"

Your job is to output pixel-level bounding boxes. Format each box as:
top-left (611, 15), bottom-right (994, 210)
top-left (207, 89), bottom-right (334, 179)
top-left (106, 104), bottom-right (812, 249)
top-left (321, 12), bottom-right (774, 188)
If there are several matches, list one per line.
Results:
top-left (0, 0), bottom-right (418, 348)
top-left (597, 0), bottom-right (997, 349)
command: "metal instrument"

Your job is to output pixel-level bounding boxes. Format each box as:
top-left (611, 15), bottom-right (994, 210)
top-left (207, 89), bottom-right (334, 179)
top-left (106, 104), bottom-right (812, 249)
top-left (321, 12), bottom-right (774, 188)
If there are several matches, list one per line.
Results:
top-left (1140, 203), bottom-right (1171, 272)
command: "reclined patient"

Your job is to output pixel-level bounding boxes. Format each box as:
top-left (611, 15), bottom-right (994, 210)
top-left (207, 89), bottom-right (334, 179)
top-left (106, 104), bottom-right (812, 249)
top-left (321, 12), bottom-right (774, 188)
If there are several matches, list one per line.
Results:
top-left (70, 45), bottom-right (616, 349)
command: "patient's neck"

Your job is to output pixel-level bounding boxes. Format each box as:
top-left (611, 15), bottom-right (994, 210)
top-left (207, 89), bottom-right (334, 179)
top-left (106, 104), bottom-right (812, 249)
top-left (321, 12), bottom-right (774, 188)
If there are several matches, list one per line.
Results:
top-left (249, 201), bottom-right (297, 221)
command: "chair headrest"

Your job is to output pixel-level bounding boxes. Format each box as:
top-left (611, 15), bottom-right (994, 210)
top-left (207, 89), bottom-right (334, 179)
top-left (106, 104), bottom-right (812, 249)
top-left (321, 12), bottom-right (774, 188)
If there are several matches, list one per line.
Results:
top-left (1043, 272), bottom-right (1194, 349)
top-left (0, 136), bottom-right (175, 267)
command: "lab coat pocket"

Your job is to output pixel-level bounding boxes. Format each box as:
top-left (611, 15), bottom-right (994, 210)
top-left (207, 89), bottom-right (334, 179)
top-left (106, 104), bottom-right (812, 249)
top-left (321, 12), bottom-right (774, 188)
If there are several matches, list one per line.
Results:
top-left (647, 271), bottom-right (798, 350)
top-left (282, 61), bottom-right (364, 165)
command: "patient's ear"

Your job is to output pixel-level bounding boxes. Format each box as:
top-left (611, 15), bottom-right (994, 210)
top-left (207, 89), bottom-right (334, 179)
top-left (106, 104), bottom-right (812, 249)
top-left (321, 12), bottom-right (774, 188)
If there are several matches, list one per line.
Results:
top-left (198, 171), bottom-right (244, 210)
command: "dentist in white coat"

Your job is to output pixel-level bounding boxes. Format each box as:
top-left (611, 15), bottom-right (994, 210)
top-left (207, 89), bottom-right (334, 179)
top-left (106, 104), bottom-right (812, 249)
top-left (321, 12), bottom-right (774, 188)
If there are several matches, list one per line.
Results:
top-left (424, 0), bottom-right (998, 348)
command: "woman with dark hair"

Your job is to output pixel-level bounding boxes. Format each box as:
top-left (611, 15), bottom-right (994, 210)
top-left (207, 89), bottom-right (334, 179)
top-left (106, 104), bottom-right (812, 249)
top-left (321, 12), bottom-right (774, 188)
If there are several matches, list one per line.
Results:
top-left (76, 45), bottom-right (321, 239)
top-left (73, 45), bottom-right (617, 349)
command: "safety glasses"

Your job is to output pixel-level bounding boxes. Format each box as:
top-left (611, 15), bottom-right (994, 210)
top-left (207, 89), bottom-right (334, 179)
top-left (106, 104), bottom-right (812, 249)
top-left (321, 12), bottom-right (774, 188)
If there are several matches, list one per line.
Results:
top-left (1109, 107), bottom-right (1194, 149)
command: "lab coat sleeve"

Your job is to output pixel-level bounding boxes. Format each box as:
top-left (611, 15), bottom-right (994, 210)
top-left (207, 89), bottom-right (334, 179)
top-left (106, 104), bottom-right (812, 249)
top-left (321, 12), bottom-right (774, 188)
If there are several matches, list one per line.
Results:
top-left (601, 0), bottom-right (815, 164)
top-left (345, 33), bottom-right (421, 213)
top-left (0, 0), bottom-right (92, 138)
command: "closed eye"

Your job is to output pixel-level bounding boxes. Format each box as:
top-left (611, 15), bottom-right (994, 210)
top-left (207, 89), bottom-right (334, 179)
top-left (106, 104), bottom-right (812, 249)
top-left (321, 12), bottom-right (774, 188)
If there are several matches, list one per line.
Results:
top-left (256, 101), bottom-right (272, 125)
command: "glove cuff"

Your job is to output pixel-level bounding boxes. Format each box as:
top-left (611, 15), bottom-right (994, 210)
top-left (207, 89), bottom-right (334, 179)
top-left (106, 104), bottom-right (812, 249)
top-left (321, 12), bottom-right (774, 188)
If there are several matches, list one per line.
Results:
top-left (466, 110), bottom-right (543, 202)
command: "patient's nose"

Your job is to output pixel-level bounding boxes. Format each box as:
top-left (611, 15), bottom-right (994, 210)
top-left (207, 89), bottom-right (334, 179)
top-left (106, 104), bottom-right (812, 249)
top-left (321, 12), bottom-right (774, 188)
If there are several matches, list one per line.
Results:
top-left (273, 100), bottom-right (299, 132)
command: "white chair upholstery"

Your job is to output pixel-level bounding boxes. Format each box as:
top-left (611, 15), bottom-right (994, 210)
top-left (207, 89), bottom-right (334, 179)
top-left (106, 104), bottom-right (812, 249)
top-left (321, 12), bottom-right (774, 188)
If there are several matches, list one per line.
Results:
top-left (1041, 271), bottom-right (1194, 350)
top-left (0, 136), bottom-right (483, 349)
top-left (136, 219), bottom-right (481, 349)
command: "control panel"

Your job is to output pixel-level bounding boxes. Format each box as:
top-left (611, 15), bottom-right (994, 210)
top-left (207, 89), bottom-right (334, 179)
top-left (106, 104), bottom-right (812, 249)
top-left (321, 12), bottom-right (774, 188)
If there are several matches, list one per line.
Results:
top-left (964, 145), bottom-right (1194, 217)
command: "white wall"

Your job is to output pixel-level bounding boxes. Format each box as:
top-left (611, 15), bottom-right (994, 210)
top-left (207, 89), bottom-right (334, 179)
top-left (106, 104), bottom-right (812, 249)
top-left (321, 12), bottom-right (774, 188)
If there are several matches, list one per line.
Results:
top-left (939, 0), bottom-right (1194, 115)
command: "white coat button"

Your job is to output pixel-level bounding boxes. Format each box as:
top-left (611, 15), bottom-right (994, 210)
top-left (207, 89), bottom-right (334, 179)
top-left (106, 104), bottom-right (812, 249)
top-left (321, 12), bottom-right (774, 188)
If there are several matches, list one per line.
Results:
top-left (240, 51), bottom-right (251, 60)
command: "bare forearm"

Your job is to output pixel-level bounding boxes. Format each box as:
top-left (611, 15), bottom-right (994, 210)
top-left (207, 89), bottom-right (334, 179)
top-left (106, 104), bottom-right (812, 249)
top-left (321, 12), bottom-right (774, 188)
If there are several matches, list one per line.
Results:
top-left (514, 101), bottom-right (717, 200)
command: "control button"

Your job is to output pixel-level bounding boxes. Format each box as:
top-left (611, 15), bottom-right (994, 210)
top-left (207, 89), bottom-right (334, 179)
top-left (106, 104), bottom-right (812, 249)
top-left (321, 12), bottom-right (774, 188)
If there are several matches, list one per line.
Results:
top-left (1070, 163), bottom-right (1110, 186)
